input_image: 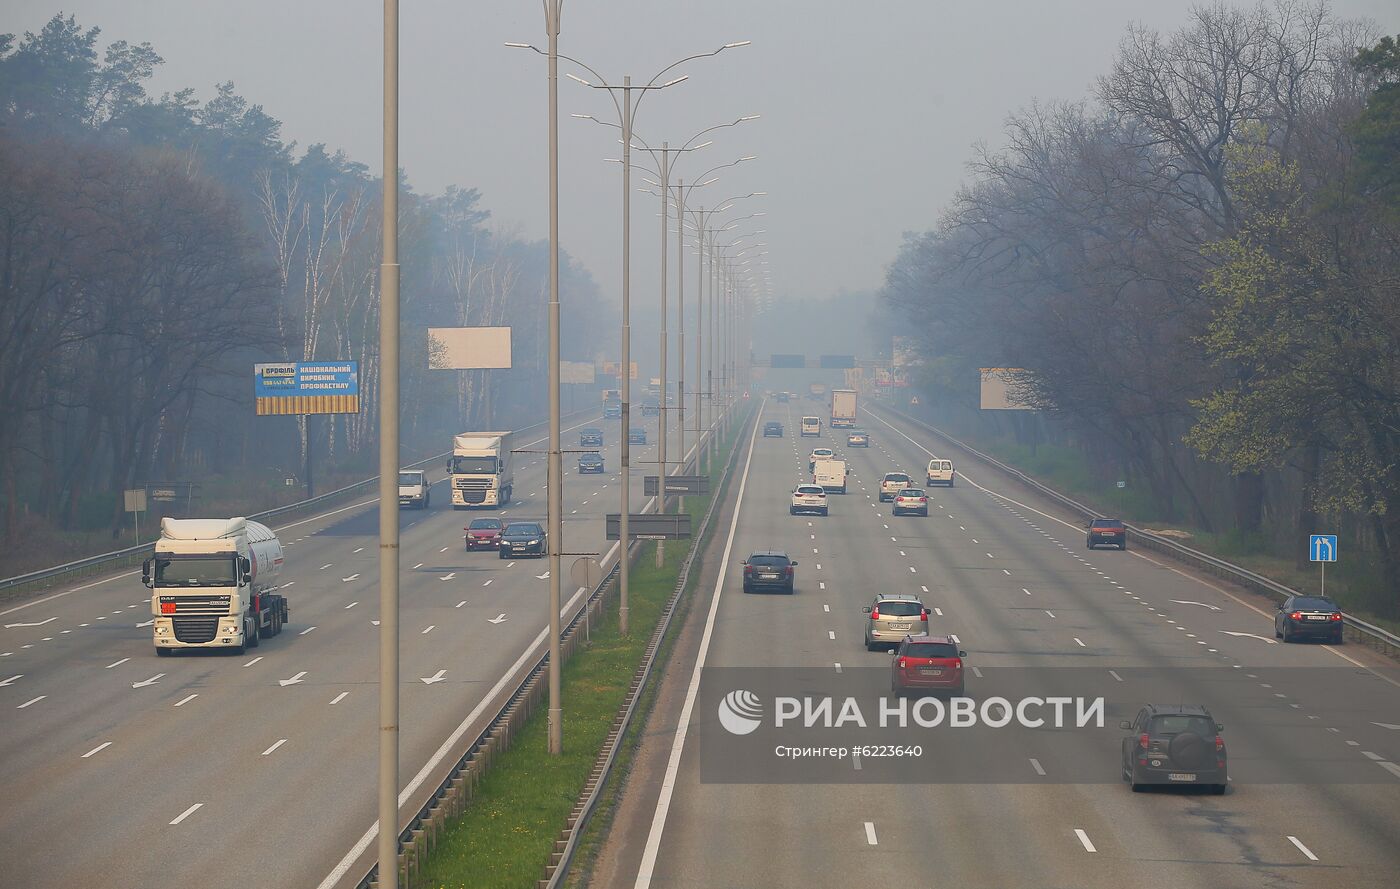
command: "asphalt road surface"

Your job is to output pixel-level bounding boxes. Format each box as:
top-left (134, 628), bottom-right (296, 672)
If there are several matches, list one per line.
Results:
top-left (0, 408), bottom-right (687, 889)
top-left (594, 397), bottom-right (1400, 889)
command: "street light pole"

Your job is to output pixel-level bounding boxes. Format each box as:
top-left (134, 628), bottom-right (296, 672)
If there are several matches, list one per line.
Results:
top-left (655, 141), bottom-right (669, 570)
top-left (544, 0), bottom-right (564, 755)
top-left (376, 0), bottom-right (401, 883)
top-left (619, 73), bottom-right (633, 634)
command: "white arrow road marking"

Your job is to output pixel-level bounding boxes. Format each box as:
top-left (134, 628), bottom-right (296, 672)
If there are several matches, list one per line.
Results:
top-left (342, 574), bottom-right (360, 582)
top-left (1220, 631), bottom-right (1278, 644)
top-left (4, 617), bottom-right (57, 628)
top-left (1372, 722), bottom-right (1400, 730)
top-left (82, 741), bottom-right (112, 758)
top-left (488, 614), bottom-right (507, 625)
top-left (1170, 599), bottom-right (1222, 611)
top-left (536, 571), bottom-right (551, 580)
top-left (135, 619), bottom-right (154, 628)
top-left (421, 669), bottom-right (447, 685)
top-left (279, 671), bottom-right (307, 686)
top-left (0, 674), bottom-right (22, 686)
top-left (440, 573), bottom-right (457, 581)
top-left (261, 739), bottom-right (287, 756)
top-left (132, 673), bottom-right (164, 688)
top-left (169, 803), bottom-right (203, 825)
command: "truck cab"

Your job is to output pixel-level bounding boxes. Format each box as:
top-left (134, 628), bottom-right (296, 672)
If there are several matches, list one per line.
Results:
top-left (450, 432), bottom-right (514, 509)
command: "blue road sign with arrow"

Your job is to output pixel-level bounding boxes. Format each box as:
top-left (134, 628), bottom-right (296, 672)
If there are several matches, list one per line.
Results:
top-left (1310, 535), bottom-right (1337, 563)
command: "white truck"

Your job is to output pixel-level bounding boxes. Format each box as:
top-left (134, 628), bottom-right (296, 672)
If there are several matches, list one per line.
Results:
top-left (398, 469), bottom-right (430, 509)
top-left (144, 517), bottom-right (288, 656)
top-left (813, 459), bottom-right (848, 494)
top-left (449, 432), bottom-right (514, 509)
top-left (830, 389), bottom-right (858, 428)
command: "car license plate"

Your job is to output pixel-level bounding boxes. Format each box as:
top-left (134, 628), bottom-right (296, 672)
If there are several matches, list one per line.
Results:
top-left (1100, 532), bottom-right (1115, 537)
top-left (1167, 773), bottom-right (1197, 782)
top-left (920, 668), bottom-right (942, 676)
top-left (1307, 615), bottom-right (1327, 621)
top-left (760, 573), bottom-right (779, 580)
top-left (890, 622), bottom-right (910, 630)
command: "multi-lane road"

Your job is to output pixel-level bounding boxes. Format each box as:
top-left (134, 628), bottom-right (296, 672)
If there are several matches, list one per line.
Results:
top-left (592, 398), bottom-right (1400, 889)
top-left (0, 410), bottom-right (683, 889)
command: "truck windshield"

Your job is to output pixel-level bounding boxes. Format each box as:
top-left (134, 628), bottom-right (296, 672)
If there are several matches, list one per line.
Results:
top-left (451, 456), bottom-right (497, 474)
top-left (153, 556), bottom-right (236, 587)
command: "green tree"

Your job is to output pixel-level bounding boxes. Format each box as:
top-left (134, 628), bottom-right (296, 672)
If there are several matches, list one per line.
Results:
top-left (1352, 35), bottom-right (1400, 216)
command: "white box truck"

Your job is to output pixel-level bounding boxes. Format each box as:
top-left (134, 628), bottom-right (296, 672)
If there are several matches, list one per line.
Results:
top-left (814, 459), bottom-right (848, 494)
top-left (449, 432), bottom-right (514, 508)
top-left (144, 517), bottom-right (288, 656)
top-left (830, 389), bottom-right (858, 428)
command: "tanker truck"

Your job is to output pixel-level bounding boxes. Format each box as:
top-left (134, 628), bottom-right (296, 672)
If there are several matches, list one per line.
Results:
top-left (143, 517), bottom-right (289, 656)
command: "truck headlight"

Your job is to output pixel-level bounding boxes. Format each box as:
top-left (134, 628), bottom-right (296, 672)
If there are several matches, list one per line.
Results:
top-left (224, 625), bottom-right (239, 634)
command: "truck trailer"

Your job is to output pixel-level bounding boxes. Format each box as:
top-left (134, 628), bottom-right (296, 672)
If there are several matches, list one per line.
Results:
top-left (449, 432), bottom-right (515, 508)
top-left (830, 389), bottom-right (858, 428)
top-left (145, 517), bottom-right (289, 656)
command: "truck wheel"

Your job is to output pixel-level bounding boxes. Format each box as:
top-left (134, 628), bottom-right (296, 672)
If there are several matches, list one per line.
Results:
top-left (247, 619), bottom-right (260, 648)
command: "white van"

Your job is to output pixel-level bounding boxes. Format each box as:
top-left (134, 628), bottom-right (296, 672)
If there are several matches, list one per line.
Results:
top-left (800, 416), bottom-right (821, 437)
top-left (926, 458), bottom-right (955, 487)
top-left (814, 459), bottom-right (847, 494)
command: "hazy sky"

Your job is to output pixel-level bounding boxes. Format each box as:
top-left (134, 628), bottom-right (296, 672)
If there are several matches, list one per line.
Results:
top-left (7, 1), bottom-right (1399, 320)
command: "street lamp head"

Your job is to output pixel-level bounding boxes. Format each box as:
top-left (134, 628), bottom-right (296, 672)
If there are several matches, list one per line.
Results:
top-left (661, 75), bottom-right (689, 88)
top-left (739, 155), bottom-right (758, 162)
top-left (504, 42), bottom-right (533, 49)
top-left (738, 114), bottom-right (761, 122)
top-left (723, 40), bottom-right (753, 49)
top-left (565, 72), bottom-right (592, 87)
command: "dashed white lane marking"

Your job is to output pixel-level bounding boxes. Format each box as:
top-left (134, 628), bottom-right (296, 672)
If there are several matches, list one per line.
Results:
top-left (864, 822), bottom-right (878, 845)
top-left (908, 567), bottom-right (916, 573)
top-left (174, 694), bottom-right (198, 707)
top-left (456, 601), bottom-right (467, 608)
top-left (971, 666), bottom-right (983, 678)
top-left (920, 585), bottom-right (929, 593)
top-left (949, 633), bottom-right (961, 644)
top-left (412, 563), bottom-right (424, 570)
top-left (422, 625), bottom-right (435, 635)
top-left (82, 741), bottom-right (112, 758)
top-left (933, 607), bottom-right (943, 616)
top-left (823, 604), bottom-right (830, 613)
top-left (300, 626), bottom-right (317, 636)
top-left (1362, 751), bottom-right (1384, 761)
top-left (834, 663), bottom-right (842, 673)
top-left (828, 631), bottom-right (836, 640)
top-left (1109, 670), bottom-right (1124, 682)
top-left (1074, 829), bottom-right (1097, 853)
top-left (1287, 836), bottom-right (1318, 861)
top-left (320, 563), bottom-right (333, 570)
top-left (243, 656), bottom-right (263, 667)
top-left (1045, 610), bottom-right (1056, 619)
top-left (484, 579), bottom-right (494, 587)
top-left (105, 658), bottom-right (129, 669)
top-left (330, 692), bottom-right (349, 705)
top-left (1073, 637), bottom-right (1086, 647)
top-left (1379, 762), bottom-right (1400, 779)
top-left (1030, 758), bottom-right (1046, 776)
top-left (345, 602), bottom-right (358, 609)
top-left (1022, 588), bottom-right (1031, 595)
top-left (1002, 569), bottom-right (1011, 575)
top-left (986, 552), bottom-right (994, 559)
top-left (439, 547), bottom-right (449, 553)
top-left (262, 739), bottom-right (288, 756)
top-left (169, 803), bottom-right (203, 825)
top-left (352, 547), bottom-right (363, 554)
top-left (17, 696), bottom-right (45, 709)
top-left (819, 582), bottom-right (826, 590)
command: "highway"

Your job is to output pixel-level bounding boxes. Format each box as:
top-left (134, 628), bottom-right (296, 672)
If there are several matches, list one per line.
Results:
top-left (592, 398), bottom-right (1400, 889)
top-left (0, 408), bottom-right (683, 889)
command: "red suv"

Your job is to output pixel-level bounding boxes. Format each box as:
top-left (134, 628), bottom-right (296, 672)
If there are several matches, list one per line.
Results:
top-left (890, 635), bottom-right (967, 697)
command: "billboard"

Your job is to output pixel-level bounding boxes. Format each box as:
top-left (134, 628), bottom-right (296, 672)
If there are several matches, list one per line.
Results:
top-left (980, 368), bottom-right (1037, 410)
top-left (428, 327), bottom-right (513, 369)
top-left (561, 361), bottom-right (596, 384)
top-left (254, 362), bottom-right (360, 415)
top-left (601, 361), bottom-right (639, 380)
top-left (770, 354), bottom-right (804, 368)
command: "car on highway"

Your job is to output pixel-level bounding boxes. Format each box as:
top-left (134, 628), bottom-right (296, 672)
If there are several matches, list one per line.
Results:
top-left (891, 635), bottom-right (967, 697)
top-left (863, 593), bottom-right (929, 650)
top-left (925, 458), bottom-right (955, 486)
top-left (578, 451), bottom-right (605, 473)
top-left (398, 469), bottom-right (430, 509)
top-left (800, 416), bottom-right (821, 436)
top-left (1120, 704), bottom-right (1227, 794)
top-left (808, 447), bottom-right (835, 471)
top-left (579, 426), bottom-right (603, 447)
top-left (1274, 595), bottom-right (1344, 644)
top-left (776, 391), bottom-right (790, 403)
top-left (641, 399), bottom-right (661, 417)
top-left (499, 521), bottom-right (546, 559)
top-left (892, 487), bottom-right (929, 516)
top-left (741, 551), bottom-right (797, 594)
top-left (1086, 518), bottom-right (1127, 550)
top-left (629, 427), bottom-right (648, 445)
top-left (847, 431), bottom-right (870, 447)
top-left (763, 421), bottom-right (784, 437)
top-left (464, 517), bottom-right (503, 550)
top-left (879, 472), bottom-right (913, 501)
top-left (791, 484), bottom-right (829, 516)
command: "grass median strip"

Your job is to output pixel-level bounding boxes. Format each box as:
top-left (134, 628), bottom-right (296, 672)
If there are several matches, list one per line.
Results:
top-left (416, 420), bottom-right (744, 889)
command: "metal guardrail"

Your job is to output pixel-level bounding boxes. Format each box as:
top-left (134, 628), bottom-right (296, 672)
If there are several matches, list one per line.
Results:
top-left (539, 404), bottom-right (752, 889)
top-left (874, 404), bottom-right (1400, 656)
top-left (0, 410), bottom-right (589, 597)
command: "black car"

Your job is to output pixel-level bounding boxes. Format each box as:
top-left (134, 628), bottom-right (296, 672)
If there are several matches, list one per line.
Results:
top-left (1086, 518), bottom-right (1127, 550)
top-left (763, 421), bottom-right (784, 437)
top-left (499, 521), bottom-right (546, 559)
top-left (1120, 704), bottom-right (1227, 794)
top-left (579, 427), bottom-right (603, 447)
top-left (629, 427), bottom-right (647, 445)
top-left (741, 551), bottom-right (797, 594)
top-left (1274, 595), bottom-right (1344, 643)
top-left (578, 452), bottom-right (605, 473)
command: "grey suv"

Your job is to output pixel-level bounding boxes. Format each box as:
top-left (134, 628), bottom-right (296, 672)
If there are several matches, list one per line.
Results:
top-left (1120, 704), bottom-right (1227, 793)
top-left (863, 593), bottom-right (929, 650)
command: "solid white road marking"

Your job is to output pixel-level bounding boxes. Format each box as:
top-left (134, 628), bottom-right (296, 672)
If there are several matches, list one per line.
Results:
top-left (1074, 829), bottom-right (1097, 853)
top-left (262, 739), bottom-right (287, 756)
top-left (170, 803), bottom-right (203, 825)
top-left (16, 695), bottom-right (45, 708)
top-left (105, 658), bottom-right (129, 669)
top-left (174, 694), bottom-right (198, 707)
top-left (330, 692), bottom-right (349, 705)
top-left (0, 674), bottom-right (21, 686)
top-left (82, 741), bottom-right (112, 758)
top-left (1287, 836), bottom-right (1318, 861)
top-left (1030, 758), bottom-right (1046, 776)
top-left (864, 822), bottom-right (878, 845)
top-left (1170, 599), bottom-right (1222, 611)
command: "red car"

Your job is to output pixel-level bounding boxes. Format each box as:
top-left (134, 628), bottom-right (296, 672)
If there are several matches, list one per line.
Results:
top-left (890, 635), bottom-right (967, 697)
top-left (465, 518), bottom-right (503, 550)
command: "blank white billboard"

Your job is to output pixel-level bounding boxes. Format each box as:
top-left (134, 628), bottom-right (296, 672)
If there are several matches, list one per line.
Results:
top-left (561, 361), bottom-right (596, 384)
top-left (428, 327), bottom-right (512, 369)
top-left (980, 368), bottom-right (1036, 410)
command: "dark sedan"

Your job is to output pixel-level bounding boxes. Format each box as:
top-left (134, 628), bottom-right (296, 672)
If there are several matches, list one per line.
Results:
top-left (763, 421), bottom-right (784, 437)
top-left (629, 427), bottom-right (647, 445)
top-left (578, 452), bottom-right (605, 473)
top-left (579, 427), bottom-right (603, 447)
top-left (499, 521), bottom-right (546, 559)
top-left (1274, 595), bottom-right (1344, 643)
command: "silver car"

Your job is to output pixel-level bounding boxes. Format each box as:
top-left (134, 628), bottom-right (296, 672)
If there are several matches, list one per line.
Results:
top-left (863, 593), bottom-right (929, 650)
top-left (879, 472), bottom-right (912, 502)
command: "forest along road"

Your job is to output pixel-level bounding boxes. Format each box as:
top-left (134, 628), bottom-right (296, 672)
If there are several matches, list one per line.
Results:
top-left (0, 410), bottom-right (682, 889)
top-left (589, 398), bottom-right (1400, 889)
